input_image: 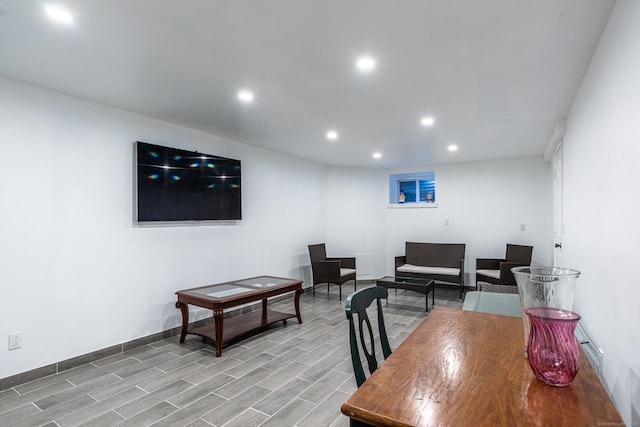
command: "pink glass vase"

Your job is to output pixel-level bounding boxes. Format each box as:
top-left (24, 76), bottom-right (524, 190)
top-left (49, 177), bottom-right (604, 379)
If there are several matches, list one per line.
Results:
top-left (512, 267), bottom-right (580, 355)
top-left (525, 307), bottom-right (581, 387)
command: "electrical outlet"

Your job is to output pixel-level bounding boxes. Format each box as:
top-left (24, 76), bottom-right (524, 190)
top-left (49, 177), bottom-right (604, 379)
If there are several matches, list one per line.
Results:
top-left (9, 332), bottom-right (22, 350)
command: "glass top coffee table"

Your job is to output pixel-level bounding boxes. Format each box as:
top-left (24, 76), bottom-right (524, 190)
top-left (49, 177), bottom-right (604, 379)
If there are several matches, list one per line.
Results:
top-left (376, 276), bottom-right (435, 313)
top-left (175, 276), bottom-right (303, 356)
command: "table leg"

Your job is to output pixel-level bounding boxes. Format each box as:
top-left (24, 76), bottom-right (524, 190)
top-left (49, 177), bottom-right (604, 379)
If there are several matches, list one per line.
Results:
top-left (294, 289), bottom-right (303, 323)
top-left (213, 309), bottom-right (224, 357)
top-left (175, 302), bottom-right (189, 343)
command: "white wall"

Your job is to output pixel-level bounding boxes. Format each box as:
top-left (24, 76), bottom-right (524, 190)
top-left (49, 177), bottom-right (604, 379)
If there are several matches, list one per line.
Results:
top-left (326, 157), bottom-right (554, 283)
top-left (562, 0), bottom-right (640, 424)
top-left (326, 167), bottom-right (388, 280)
top-left (0, 77), bottom-right (327, 379)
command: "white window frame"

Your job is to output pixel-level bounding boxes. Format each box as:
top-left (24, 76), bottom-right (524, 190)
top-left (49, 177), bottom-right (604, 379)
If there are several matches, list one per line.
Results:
top-left (388, 172), bottom-right (438, 208)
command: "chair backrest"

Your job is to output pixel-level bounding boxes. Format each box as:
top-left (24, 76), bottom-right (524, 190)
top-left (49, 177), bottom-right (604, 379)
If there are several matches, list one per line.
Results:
top-left (308, 243), bottom-right (327, 262)
top-left (505, 244), bottom-right (533, 264)
top-left (345, 286), bottom-right (392, 387)
top-left (405, 242), bottom-right (466, 268)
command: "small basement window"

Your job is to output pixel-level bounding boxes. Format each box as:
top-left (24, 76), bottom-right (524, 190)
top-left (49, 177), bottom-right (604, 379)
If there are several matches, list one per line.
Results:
top-left (389, 172), bottom-right (437, 207)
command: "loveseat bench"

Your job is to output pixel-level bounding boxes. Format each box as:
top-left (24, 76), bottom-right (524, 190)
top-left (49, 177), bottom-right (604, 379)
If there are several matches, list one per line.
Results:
top-left (395, 242), bottom-right (466, 299)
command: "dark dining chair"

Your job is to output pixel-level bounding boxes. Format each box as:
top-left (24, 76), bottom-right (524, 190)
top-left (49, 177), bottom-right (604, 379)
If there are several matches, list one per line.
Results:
top-left (345, 286), bottom-right (392, 388)
top-left (476, 243), bottom-right (533, 291)
top-left (308, 243), bottom-right (356, 300)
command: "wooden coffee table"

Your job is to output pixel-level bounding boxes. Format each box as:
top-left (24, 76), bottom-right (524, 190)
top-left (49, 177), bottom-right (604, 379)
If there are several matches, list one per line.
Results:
top-left (376, 276), bottom-right (435, 313)
top-left (175, 276), bottom-right (303, 356)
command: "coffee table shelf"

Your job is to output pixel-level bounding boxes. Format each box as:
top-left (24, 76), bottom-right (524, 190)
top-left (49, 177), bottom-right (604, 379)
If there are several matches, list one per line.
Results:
top-left (188, 309), bottom-right (297, 347)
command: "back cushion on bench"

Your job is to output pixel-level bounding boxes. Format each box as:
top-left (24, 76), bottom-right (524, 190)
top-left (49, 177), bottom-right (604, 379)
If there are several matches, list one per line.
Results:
top-left (405, 242), bottom-right (465, 268)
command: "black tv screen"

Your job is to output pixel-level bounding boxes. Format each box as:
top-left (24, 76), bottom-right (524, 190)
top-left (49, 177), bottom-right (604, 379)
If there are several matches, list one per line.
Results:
top-left (136, 141), bottom-right (241, 222)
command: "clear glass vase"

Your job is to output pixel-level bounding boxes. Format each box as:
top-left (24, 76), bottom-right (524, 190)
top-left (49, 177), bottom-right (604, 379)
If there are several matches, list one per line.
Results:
top-left (512, 266), bottom-right (580, 353)
top-left (526, 307), bottom-right (581, 386)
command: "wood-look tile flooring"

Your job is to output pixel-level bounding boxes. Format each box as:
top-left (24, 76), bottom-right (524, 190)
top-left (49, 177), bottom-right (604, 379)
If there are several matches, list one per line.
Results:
top-left (0, 284), bottom-right (463, 427)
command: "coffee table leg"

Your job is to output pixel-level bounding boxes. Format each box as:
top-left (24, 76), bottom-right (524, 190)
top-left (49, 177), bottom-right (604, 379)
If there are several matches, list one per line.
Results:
top-left (294, 289), bottom-right (303, 323)
top-left (424, 284), bottom-right (435, 314)
top-left (213, 309), bottom-right (224, 357)
top-left (175, 302), bottom-right (189, 343)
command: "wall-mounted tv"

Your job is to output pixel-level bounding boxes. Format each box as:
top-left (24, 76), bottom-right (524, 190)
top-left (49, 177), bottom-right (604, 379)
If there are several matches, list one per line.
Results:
top-left (136, 141), bottom-right (241, 222)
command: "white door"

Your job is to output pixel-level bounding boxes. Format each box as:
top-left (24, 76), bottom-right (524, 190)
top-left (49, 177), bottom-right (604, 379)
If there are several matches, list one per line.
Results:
top-left (553, 144), bottom-right (564, 267)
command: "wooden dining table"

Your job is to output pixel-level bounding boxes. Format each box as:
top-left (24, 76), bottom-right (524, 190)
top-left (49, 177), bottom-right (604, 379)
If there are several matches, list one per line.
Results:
top-left (341, 306), bottom-right (623, 426)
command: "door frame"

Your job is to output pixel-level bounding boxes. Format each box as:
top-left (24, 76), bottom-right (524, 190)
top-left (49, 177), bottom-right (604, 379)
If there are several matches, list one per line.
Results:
top-left (553, 143), bottom-right (564, 267)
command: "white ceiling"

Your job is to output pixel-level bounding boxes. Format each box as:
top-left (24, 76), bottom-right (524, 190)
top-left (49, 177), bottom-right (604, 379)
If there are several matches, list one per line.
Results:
top-left (0, 1), bottom-right (614, 168)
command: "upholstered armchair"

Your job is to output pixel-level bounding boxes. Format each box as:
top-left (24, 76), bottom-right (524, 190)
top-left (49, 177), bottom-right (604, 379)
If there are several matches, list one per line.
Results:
top-left (308, 243), bottom-right (356, 300)
top-left (475, 244), bottom-right (533, 291)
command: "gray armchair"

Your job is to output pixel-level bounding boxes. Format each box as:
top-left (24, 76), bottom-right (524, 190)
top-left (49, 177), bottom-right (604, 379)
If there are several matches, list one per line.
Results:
top-left (476, 244), bottom-right (533, 291)
top-left (308, 243), bottom-right (356, 300)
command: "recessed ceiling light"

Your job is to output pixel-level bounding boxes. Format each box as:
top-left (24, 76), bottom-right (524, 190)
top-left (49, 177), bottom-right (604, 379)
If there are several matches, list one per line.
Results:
top-left (373, 152), bottom-right (382, 159)
top-left (355, 56), bottom-right (376, 73)
top-left (448, 144), bottom-right (458, 152)
top-left (237, 89), bottom-right (254, 103)
top-left (44, 4), bottom-right (74, 25)
top-left (420, 116), bottom-right (435, 127)
top-left (326, 131), bottom-right (338, 141)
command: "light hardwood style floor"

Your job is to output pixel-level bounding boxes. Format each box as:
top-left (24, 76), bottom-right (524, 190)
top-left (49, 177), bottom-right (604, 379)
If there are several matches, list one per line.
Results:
top-left (0, 284), bottom-right (463, 427)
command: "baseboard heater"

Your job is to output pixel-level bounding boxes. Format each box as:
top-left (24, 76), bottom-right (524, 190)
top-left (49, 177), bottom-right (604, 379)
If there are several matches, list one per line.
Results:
top-left (575, 323), bottom-right (604, 382)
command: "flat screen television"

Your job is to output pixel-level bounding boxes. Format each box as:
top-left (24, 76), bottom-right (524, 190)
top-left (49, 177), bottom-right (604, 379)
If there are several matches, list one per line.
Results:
top-left (136, 141), bottom-right (241, 222)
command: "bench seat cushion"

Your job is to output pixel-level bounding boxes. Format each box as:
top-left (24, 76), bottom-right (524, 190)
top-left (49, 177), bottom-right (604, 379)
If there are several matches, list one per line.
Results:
top-left (340, 268), bottom-right (356, 277)
top-left (476, 269), bottom-right (500, 279)
top-left (397, 264), bottom-right (460, 276)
